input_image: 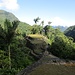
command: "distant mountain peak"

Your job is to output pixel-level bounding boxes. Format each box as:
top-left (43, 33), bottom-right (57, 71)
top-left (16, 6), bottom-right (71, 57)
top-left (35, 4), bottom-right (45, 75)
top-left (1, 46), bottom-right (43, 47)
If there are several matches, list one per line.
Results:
top-left (52, 25), bottom-right (68, 32)
top-left (0, 10), bottom-right (31, 34)
top-left (0, 10), bottom-right (18, 22)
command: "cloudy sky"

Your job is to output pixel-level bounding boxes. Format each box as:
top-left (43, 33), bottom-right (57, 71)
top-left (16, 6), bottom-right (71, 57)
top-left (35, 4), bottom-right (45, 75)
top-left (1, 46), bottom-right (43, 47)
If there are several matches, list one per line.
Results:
top-left (0, 0), bottom-right (75, 26)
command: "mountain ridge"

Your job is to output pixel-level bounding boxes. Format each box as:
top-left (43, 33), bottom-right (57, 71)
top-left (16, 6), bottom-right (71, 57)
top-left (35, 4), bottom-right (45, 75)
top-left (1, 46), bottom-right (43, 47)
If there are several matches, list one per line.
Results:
top-left (0, 10), bottom-right (18, 21)
top-left (0, 10), bottom-right (31, 34)
top-left (52, 25), bottom-right (68, 32)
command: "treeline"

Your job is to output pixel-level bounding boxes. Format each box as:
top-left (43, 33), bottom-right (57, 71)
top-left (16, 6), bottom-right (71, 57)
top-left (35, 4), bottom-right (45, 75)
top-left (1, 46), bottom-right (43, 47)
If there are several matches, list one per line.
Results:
top-left (0, 18), bottom-right (75, 75)
top-left (0, 19), bottom-right (36, 75)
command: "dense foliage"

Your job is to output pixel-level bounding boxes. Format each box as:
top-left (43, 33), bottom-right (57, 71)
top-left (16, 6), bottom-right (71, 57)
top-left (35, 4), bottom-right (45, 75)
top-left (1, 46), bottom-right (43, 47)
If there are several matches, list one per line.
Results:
top-left (0, 20), bottom-right (35, 75)
top-left (64, 25), bottom-right (75, 42)
top-left (0, 10), bottom-right (75, 75)
top-left (50, 34), bottom-right (75, 60)
top-left (31, 25), bottom-right (43, 34)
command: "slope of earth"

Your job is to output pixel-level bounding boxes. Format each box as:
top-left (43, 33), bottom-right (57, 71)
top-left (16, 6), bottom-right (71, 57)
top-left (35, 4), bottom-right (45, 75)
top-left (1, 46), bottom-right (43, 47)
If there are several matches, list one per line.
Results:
top-left (28, 63), bottom-right (75, 75)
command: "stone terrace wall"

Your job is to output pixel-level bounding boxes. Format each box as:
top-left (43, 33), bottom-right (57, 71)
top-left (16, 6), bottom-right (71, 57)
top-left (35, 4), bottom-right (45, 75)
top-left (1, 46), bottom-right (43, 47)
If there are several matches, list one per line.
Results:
top-left (17, 52), bottom-right (75, 75)
top-left (17, 58), bottom-right (44, 75)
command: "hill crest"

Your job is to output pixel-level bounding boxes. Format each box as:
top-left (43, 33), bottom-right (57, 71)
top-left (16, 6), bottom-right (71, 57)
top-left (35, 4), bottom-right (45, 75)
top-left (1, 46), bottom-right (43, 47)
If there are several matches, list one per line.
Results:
top-left (0, 10), bottom-right (18, 21)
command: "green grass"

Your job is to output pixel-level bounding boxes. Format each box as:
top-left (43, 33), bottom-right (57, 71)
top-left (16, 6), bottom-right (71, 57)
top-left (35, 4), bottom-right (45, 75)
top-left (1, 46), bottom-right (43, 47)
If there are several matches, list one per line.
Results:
top-left (28, 34), bottom-right (51, 44)
top-left (28, 64), bottom-right (75, 75)
top-left (28, 34), bottom-right (45, 38)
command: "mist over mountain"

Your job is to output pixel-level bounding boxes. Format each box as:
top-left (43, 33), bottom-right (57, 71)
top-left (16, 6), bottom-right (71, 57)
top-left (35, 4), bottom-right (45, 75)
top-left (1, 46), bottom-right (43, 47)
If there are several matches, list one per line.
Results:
top-left (52, 25), bottom-right (68, 32)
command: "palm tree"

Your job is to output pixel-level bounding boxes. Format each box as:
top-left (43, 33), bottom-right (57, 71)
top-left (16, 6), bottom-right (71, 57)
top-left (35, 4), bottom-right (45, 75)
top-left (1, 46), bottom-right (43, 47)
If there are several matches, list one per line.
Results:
top-left (41, 20), bottom-right (44, 27)
top-left (40, 21), bottom-right (44, 35)
top-left (33, 17), bottom-right (40, 24)
top-left (44, 25), bottom-right (50, 35)
top-left (48, 21), bottom-right (52, 25)
top-left (0, 19), bottom-right (19, 69)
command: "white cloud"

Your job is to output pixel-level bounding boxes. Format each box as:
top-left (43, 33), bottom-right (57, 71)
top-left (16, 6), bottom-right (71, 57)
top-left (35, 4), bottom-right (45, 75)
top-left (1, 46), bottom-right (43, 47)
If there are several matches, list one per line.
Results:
top-left (0, 0), bottom-right (19, 10)
top-left (51, 17), bottom-right (65, 26)
top-left (50, 17), bottom-right (74, 27)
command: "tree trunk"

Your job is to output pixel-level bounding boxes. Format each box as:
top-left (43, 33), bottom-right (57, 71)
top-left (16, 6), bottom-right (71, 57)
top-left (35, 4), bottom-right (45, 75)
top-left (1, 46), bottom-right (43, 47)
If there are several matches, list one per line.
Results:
top-left (8, 45), bottom-right (11, 69)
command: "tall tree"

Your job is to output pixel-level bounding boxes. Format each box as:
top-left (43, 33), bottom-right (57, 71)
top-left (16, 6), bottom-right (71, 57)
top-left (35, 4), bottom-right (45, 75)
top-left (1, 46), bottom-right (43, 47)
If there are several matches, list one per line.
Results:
top-left (44, 25), bottom-right (50, 35)
top-left (48, 21), bottom-right (52, 25)
top-left (41, 20), bottom-right (44, 27)
top-left (44, 25), bottom-right (54, 38)
top-left (40, 21), bottom-right (44, 35)
top-left (0, 19), bottom-right (19, 69)
top-left (33, 17), bottom-right (40, 24)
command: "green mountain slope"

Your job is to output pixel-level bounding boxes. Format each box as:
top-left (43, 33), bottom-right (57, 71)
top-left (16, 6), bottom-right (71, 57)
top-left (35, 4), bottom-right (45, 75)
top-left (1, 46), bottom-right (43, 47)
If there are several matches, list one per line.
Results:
top-left (0, 10), bottom-right (31, 34)
top-left (64, 25), bottom-right (75, 41)
top-left (18, 22), bottom-right (31, 34)
top-left (0, 10), bottom-right (18, 25)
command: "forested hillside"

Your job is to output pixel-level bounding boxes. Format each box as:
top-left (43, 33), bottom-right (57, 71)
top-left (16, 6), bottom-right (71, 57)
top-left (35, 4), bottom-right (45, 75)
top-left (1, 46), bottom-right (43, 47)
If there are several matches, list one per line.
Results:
top-left (0, 10), bottom-right (18, 26)
top-left (0, 10), bottom-right (75, 75)
top-left (0, 10), bottom-right (31, 34)
top-left (64, 25), bottom-right (75, 41)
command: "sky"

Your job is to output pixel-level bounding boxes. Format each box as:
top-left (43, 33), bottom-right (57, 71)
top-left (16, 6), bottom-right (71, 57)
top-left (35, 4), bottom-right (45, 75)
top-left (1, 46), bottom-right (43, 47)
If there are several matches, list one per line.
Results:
top-left (0, 0), bottom-right (75, 27)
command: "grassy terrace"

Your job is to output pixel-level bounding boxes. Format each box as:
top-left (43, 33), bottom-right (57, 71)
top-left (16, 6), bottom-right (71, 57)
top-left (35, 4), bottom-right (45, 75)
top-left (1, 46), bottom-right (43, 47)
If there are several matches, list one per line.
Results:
top-left (28, 34), bottom-right (51, 44)
top-left (28, 64), bottom-right (75, 75)
top-left (28, 34), bottom-right (44, 38)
